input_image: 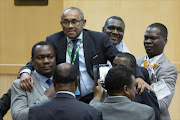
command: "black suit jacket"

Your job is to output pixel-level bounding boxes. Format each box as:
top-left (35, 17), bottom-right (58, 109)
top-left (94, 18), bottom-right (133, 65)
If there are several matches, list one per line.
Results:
top-left (29, 93), bottom-right (103, 120)
top-left (0, 89), bottom-right (11, 120)
top-left (21, 29), bottom-right (119, 79)
top-left (134, 67), bottom-right (160, 120)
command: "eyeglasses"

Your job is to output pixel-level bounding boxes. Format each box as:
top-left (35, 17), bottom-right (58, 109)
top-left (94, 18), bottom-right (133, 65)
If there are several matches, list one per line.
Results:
top-left (61, 20), bottom-right (83, 26)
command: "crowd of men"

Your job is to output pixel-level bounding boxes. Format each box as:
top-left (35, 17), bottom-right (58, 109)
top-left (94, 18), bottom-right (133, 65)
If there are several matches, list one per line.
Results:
top-left (0, 7), bottom-right (177, 120)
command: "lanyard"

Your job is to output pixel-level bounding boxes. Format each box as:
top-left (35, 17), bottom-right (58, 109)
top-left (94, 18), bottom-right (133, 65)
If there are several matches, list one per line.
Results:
top-left (67, 36), bottom-right (83, 65)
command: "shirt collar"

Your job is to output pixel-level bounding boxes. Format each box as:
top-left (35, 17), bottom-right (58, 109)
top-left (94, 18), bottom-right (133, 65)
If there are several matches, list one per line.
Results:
top-left (66, 32), bottom-right (83, 44)
top-left (57, 91), bottom-right (76, 97)
top-left (146, 53), bottom-right (164, 65)
top-left (34, 70), bottom-right (52, 84)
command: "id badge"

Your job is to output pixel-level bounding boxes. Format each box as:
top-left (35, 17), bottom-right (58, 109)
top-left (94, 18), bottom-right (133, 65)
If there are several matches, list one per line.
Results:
top-left (151, 79), bottom-right (171, 100)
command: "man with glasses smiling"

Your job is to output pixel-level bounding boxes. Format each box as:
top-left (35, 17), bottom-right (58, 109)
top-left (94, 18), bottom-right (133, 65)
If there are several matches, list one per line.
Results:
top-left (18, 7), bottom-right (120, 103)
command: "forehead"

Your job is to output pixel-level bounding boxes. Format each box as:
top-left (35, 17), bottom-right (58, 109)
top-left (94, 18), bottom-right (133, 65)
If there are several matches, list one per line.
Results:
top-left (145, 27), bottom-right (161, 37)
top-left (61, 9), bottom-right (80, 20)
top-left (34, 45), bottom-right (55, 56)
top-left (113, 57), bottom-right (130, 67)
top-left (106, 18), bottom-right (125, 28)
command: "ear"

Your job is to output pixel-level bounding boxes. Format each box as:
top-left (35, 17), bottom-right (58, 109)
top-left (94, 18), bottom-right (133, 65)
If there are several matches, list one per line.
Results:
top-left (60, 21), bottom-right (63, 27)
top-left (164, 38), bottom-right (167, 46)
top-left (123, 85), bottom-right (130, 99)
top-left (31, 57), bottom-right (34, 66)
top-left (82, 19), bottom-right (86, 28)
top-left (102, 27), bottom-right (105, 32)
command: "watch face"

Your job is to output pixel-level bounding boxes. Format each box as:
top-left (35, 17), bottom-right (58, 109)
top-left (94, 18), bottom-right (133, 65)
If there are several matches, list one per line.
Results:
top-left (14, 0), bottom-right (48, 6)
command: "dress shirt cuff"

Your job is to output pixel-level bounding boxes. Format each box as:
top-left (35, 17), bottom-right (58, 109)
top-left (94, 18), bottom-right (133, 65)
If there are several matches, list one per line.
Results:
top-left (18, 69), bottom-right (31, 78)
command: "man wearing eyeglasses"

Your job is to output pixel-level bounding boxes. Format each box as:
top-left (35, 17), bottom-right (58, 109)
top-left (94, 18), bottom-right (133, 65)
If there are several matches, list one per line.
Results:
top-left (18, 7), bottom-right (120, 103)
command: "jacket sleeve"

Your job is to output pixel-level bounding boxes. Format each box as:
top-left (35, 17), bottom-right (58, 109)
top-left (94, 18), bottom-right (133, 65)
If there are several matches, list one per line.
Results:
top-left (11, 80), bottom-right (48, 120)
top-left (0, 89), bottom-right (11, 119)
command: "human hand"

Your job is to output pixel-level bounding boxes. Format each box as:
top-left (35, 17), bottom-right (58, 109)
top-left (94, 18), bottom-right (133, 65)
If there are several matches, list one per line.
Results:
top-left (93, 79), bottom-right (103, 101)
top-left (44, 85), bottom-right (56, 98)
top-left (136, 77), bottom-right (151, 95)
top-left (20, 73), bottom-right (34, 91)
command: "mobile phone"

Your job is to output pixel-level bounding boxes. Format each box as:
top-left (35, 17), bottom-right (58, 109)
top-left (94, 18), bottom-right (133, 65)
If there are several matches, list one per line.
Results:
top-left (93, 65), bottom-right (99, 86)
top-left (99, 64), bottom-right (110, 86)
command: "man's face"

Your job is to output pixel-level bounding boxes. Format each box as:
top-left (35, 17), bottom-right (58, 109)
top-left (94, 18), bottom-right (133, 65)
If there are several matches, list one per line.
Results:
top-left (112, 57), bottom-right (131, 67)
top-left (103, 18), bottom-right (125, 45)
top-left (61, 9), bottom-right (86, 39)
top-left (127, 75), bottom-right (136, 101)
top-left (32, 45), bottom-right (56, 78)
top-left (144, 27), bottom-right (167, 58)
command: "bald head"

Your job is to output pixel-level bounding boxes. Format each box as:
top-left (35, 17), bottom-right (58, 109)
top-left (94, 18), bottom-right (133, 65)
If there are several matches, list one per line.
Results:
top-left (53, 63), bottom-right (79, 84)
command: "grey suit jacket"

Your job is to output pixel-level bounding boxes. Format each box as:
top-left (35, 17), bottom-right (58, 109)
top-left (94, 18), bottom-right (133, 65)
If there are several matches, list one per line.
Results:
top-left (11, 72), bottom-right (49, 120)
top-left (90, 96), bottom-right (155, 120)
top-left (136, 54), bottom-right (178, 120)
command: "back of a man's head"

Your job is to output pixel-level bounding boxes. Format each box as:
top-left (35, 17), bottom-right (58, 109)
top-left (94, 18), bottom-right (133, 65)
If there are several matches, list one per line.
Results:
top-left (105, 65), bottom-right (136, 100)
top-left (53, 63), bottom-right (79, 84)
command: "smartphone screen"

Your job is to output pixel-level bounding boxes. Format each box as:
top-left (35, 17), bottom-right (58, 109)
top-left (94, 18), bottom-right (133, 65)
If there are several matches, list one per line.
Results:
top-left (99, 64), bottom-right (110, 86)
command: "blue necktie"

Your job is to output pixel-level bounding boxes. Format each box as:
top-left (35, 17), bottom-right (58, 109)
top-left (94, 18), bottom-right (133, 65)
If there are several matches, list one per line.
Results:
top-left (71, 39), bottom-right (79, 70)
top-left (46, 78), bottom-right (52, 87)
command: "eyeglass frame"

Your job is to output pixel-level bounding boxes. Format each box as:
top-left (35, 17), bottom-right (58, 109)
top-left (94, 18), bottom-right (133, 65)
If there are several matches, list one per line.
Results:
top-left (61, 19), bottom-right (83, 26)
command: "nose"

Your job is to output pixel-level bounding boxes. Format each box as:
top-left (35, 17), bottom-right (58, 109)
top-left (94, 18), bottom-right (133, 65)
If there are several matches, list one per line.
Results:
top-left (43, 57), bottom-right (50, 63)
top-left (68, 22), bottom-right (74, 28)
top-left (144, 38), bottom-right (152, 43)
top-left (112, 29), bottom-right (118, 34)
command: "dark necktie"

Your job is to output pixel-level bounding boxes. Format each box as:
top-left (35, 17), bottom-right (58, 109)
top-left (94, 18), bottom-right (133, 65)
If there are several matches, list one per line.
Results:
top-left (71, 39), bottom-right (79, 70)
top-left (46, 78), bottom-right (52, 87)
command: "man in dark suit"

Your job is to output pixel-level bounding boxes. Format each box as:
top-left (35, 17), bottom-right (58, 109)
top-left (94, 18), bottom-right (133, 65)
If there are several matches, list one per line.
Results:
top-left (112, 53), bottom-right (160, 120)
top-left (19, 7), bottom-right (119, 102)
top-left (29, 63), bottom-right (102, 120)
top-left (0, 89), bottom-right (11, 120)
top-left (19, 7), bottom-right (145, 103)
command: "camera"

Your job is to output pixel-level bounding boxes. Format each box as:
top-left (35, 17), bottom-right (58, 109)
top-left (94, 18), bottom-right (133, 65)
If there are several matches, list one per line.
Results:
top-left (93, 64), bottom-right (110, 86)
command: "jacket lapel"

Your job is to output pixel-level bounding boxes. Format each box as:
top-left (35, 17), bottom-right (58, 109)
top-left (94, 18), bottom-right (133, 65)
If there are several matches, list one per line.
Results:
top-left (57, 33), bottom-right (67, 63)
top-left (153, 54), bottom-right (165, 71)
top-left (31, 72), bottom-right (44, 96)
top-left (83, 30), bottom-right (93, 75)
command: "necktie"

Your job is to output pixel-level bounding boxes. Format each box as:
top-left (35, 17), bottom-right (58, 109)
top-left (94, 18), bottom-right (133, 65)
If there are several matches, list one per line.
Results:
top-left (71, 39), bottom-right (79, 70)
top-left (46, 78), bottom-right (52, 87)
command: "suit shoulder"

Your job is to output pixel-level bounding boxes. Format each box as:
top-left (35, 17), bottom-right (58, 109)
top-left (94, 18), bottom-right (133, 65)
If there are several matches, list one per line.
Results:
top-left (84, 29), bottom-right (108, 38)
top-left (131, 101), bottom-right (154, 113)
top-left (136, 56), bottom-right (145, 65)
top-left (46, 31), bottom-right (64, 42)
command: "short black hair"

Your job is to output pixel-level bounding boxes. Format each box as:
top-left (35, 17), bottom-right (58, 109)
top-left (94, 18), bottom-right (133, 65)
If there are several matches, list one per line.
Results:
top-left (148, 23), bottom-right (168, 39)
top-left (105, 65), bottom-right (135, 94)
top-left (31, 41), bottom-right (55, 58)
top-left (116, 53), bottom-right (136, 69)
top-left (104, 16), bottom-right (125, 28)
top-left (53, 63), bottom-right (79, 84)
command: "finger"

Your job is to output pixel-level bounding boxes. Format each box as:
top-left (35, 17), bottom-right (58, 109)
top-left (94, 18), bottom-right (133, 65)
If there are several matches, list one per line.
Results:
top-left (145, 83), bottom-right (151, 92)
top-left (136, 83), bottom-right (141, 94)
top-left (23, 80), bottom-right (32, 91)
top-left (139, 84), bottom-right (145, 95)
top-left (97, 79), bottom-right (102, 87)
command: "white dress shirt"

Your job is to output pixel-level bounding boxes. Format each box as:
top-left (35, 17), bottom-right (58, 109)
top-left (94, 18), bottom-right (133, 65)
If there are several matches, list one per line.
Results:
top-left (66, 32), bottom-right (94, 97)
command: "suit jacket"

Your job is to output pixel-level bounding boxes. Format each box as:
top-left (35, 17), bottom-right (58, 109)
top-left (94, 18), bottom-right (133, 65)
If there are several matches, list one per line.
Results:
top-left (29, 93), bottom-right (103, 120)
top-left (0, 89), bottom-right (11, 120)
top-left (90, 96), bottom-right (155, 120)
top-left (22, 29), bottom-right (119, 78)
top-left (136, 54), bottom-right (178, 120)
top-left (11, 72), bottom-right (49, 120)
